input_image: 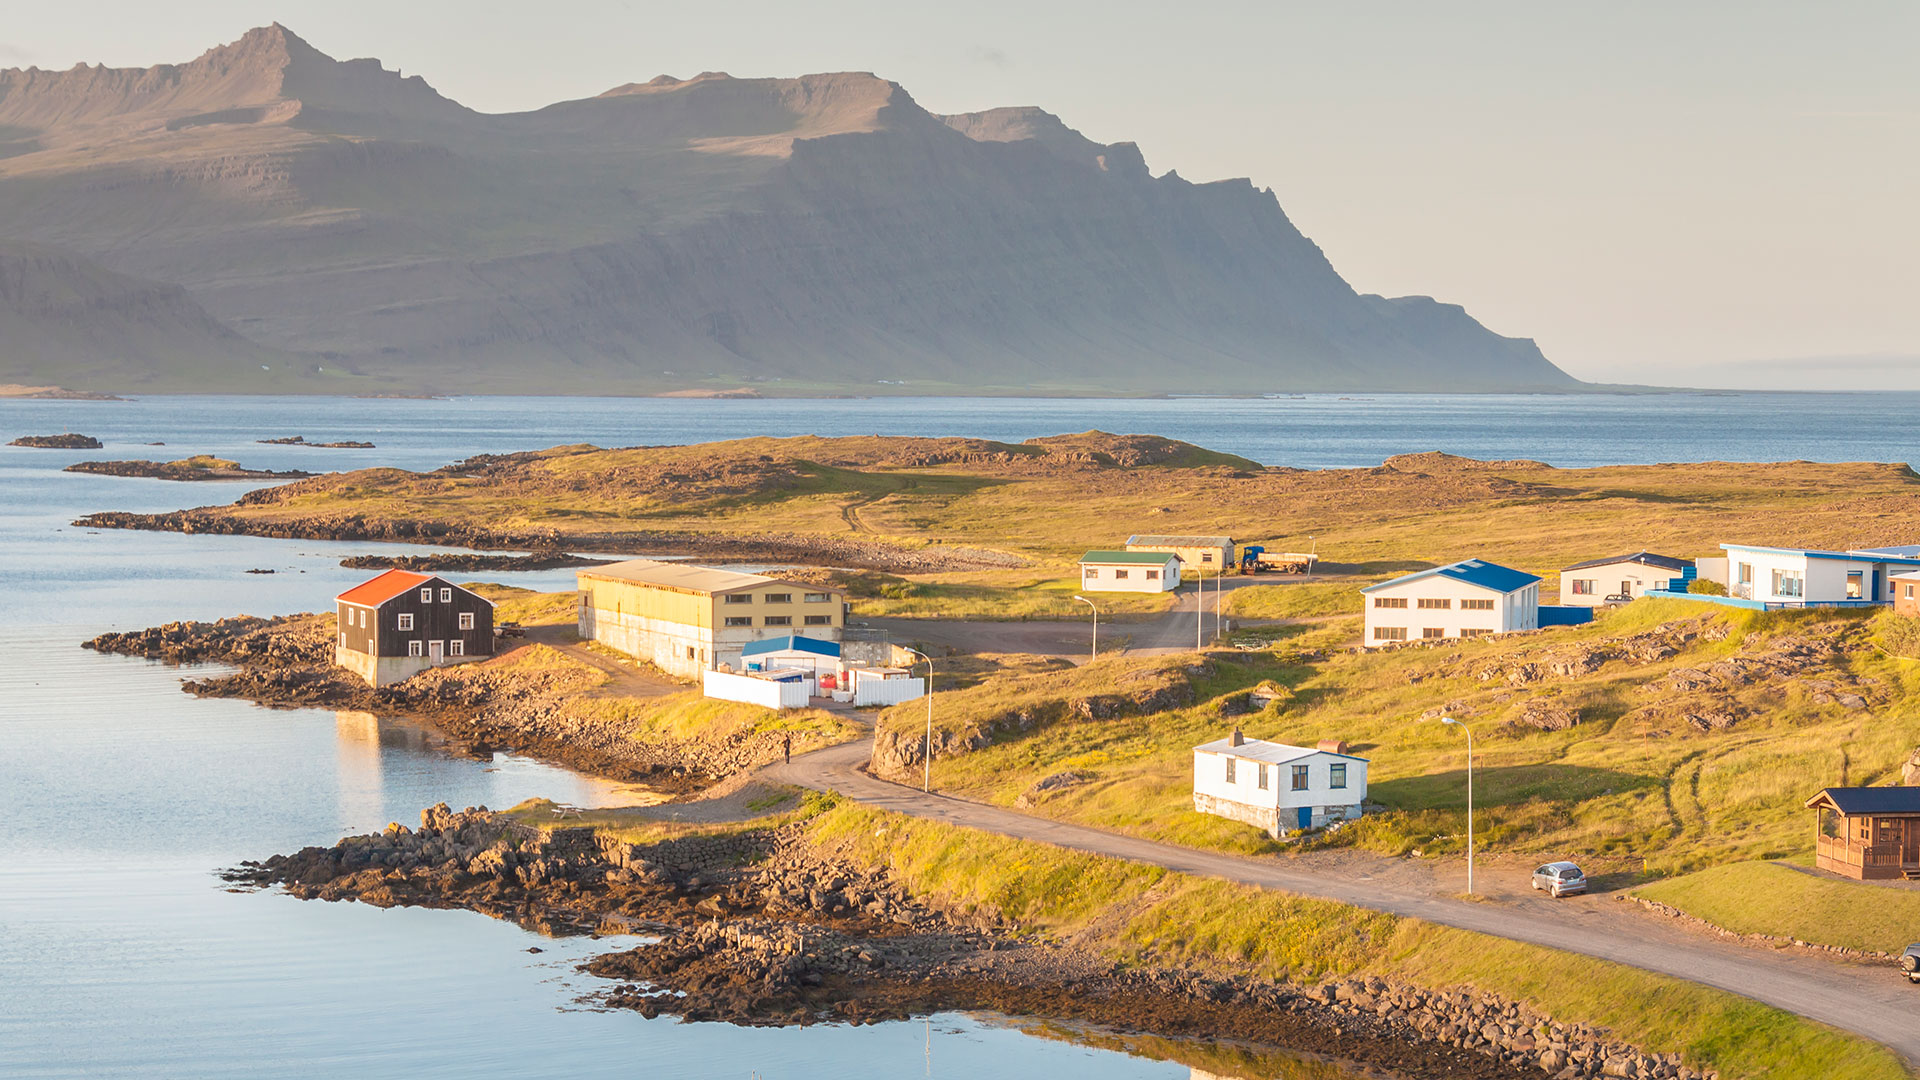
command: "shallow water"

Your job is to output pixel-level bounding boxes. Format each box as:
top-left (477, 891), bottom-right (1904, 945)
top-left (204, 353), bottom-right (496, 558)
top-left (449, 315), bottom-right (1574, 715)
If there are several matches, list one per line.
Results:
top-left (0, 398), bottom-right (1397, 1078)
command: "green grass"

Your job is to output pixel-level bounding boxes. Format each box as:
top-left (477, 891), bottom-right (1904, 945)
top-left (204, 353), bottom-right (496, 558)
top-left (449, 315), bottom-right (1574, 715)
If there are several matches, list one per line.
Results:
top-left (1225, 581), bottom-right (1365, 621)
top-left (465, 583), bottom-right (579, 626)
top-left (839, 569), bottom-right (1174, 620)
top-left (803, 801), bottom-right (1906, 1080)
top-left (1632, 861), bottom-right (1920, 955)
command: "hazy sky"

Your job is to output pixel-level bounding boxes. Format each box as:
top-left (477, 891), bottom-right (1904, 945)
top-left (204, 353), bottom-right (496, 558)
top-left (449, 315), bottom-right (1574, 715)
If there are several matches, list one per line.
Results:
top-left (7, 2), bottom-right (1916, 387)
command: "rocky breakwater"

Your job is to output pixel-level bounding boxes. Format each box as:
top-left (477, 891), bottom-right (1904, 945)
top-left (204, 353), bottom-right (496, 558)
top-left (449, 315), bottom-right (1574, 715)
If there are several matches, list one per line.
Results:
top-left (238, 806), bottom-right (1690, 1080)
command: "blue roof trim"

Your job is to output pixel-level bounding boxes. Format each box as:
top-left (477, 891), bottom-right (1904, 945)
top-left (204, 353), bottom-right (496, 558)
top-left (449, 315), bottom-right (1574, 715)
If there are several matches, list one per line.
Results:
top-left (1361, 558), bottom-right (1540, 595)
top-left (1720, 543), bottom-right (1920, 567)
top-left (741, 635), bottom-right (841, 659)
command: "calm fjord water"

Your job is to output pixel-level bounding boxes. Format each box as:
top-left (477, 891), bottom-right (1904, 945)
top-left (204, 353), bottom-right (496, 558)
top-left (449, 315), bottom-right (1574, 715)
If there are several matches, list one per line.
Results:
top-left (0, 392), bottom-right (1901, 1078)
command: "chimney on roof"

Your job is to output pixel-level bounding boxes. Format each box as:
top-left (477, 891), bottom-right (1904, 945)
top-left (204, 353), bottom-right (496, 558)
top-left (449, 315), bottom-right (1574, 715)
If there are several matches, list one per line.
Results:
top-left (1229, 727), bottom-right (1244, 747)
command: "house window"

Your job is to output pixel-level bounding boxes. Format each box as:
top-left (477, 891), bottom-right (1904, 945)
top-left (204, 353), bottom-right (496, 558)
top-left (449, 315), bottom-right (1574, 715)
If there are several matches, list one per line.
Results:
top-left (1907, 584), bottom-right (1916, 600)
top-left (1291, 764), bottom-right (1310, 791)
top-left (804, 592), bottom-right (831, 602)
top-left (397, 613), bottom-right (414, 631)
top-left (420, 588), bottom-right (433, 602)
top-left (1417, 598), bottom-right (1450, 610)
top-left (764, 593), bottom-right (792, 604)
top-left (339, 632), bottom-right (347, 647)
top-left (1373, 597), bottom-right (1407, 609)
top-left (1422, 628), bottom-right (1445, 639)
top-left (1224, 757), bottom-right (1236, 783)
top-left (1846, 571), bottom-right (1864, 600)
top-left (408, 640), bottom-right (423, 657)
top-left (1737, 562), bottom-right (1753, 585)
top-left (804, 614), bottom-right (832, 626)
top-left (1571, 579), bottom-right (1595, 595)
top-left (1257, 763), bottom-right (1269, 790)
top-left (724, 617), bottom-right (753, 627)
top-left (1115, 570), bottom-right (1130, 580)
top-left (765, 615), bottom-right (792, 627)
top-left (1461, 628), bottom-right (1492, 637)
top-left (1084, 568), bottom-right (1098, 578)
top-left (1461, 599), bottom-right (1494, 611)
top-left (439, 588), bottom-right (452, 603)
top-left (1201, 552), bottom-right (1214, 564)
top-left (1772, 569), bottom-right (1804, 598)
top-left (1620, 580), bottom-right (1634, 596)
top-left (450, 640), bottom-right (464, 656)
top-left (724, 594), bottom-right (753, 604)
top-left (686, 646), bottom-right (695, 660)
top-left (1372, 626), bottom-right (1407, 641)
top-left (458, 612), bottom-right (475, 630)
top-left (1145, 569), bottom-right (1159, 580)
top-left (1329, 763), bottom-right (1347, 789)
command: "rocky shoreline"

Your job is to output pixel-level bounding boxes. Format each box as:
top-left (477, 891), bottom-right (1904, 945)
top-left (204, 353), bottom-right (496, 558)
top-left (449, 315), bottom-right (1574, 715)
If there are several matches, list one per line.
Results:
top-left (338, 552), bottom-right (616, 572)
top-left (11, 432), bottom-right (102, 448)
top-left (231, 804), bottom-right (1706, 1080)
top-left (80, 615), bottom-right (817, 791)
top-left (71, 509), bottom-right (1025, 573)
top-left (66, 458), bottom-right (314, 481)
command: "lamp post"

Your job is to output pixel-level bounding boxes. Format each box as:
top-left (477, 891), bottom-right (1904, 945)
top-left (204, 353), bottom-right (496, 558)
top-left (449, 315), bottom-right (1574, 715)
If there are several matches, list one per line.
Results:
top-left (903, 646), bottom-right (935, 793)
top-left (1438, 716), bottom-right (1475, 895)
top-left (1073, 594), bottom-right (1098, 662)
top-left (1195, 564), bottom-right (1205, 650)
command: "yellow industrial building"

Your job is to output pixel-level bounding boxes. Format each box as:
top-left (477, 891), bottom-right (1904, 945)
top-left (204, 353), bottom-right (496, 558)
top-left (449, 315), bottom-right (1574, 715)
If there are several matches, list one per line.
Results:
top-left (576, 560), bottom-right (847, 678)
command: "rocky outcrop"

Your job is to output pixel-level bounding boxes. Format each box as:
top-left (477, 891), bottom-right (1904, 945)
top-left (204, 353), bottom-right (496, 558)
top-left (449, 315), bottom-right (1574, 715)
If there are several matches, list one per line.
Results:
top-left (65, 457), bottom-right (313, 480)
top-left (338, 552), bottom-right (614, 572)
top-left (10, 432), bottom-right (102, 448)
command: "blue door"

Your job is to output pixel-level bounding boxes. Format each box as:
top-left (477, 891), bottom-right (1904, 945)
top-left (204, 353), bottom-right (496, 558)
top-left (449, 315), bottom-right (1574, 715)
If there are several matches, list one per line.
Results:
top-left (1297, 806), bottom-right (1313, 830)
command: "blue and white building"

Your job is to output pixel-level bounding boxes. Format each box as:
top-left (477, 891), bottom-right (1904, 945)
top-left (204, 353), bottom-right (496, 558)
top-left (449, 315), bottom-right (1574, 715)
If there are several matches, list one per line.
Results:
top-left (1361, 558), bottom-right (1541, 646)
top-left (1658, 544), bottom-right (1920, 609)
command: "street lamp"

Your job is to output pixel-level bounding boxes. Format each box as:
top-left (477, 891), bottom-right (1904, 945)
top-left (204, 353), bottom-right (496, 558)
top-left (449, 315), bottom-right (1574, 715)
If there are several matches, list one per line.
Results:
top-left (1074, 594), bottom-right (1098, 661)
top-left (1437, 716), bottom-right (1475, 895)
top-left (903, 646), bottom-right (935, 793)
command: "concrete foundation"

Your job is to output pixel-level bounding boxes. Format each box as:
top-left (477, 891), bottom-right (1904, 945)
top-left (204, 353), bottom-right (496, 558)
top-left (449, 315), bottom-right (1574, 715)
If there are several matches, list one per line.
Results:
top-left (1192, 792), bottom-right (1362, 837)
top-left (335, 646), bottom-right (482, 688)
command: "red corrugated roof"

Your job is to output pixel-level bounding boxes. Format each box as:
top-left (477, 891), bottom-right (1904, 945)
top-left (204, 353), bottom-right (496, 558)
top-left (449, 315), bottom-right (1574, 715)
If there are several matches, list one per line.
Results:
top-left (336, 569), bottom-right (433, 607)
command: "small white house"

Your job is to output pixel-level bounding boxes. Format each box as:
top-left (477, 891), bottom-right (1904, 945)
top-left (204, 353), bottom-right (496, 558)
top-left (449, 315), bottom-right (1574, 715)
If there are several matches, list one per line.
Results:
top-left (1361, 558), bottom-right (1540, 646)
top-left (1193, 731), bottom-right (1368, 835)
top-left (1079, 550), bottom-right (1182, 593)
top-left (845, 665), bottom-right (925, 707)
top-left (1721, 544), bottom-right (1920, 606)
top-left (1558, 552), bottom-right (1693, 606)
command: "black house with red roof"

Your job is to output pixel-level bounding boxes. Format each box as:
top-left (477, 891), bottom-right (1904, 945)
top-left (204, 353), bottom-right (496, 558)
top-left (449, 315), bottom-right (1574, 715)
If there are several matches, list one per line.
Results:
top-left (335, 569), bottom-right (494, 686)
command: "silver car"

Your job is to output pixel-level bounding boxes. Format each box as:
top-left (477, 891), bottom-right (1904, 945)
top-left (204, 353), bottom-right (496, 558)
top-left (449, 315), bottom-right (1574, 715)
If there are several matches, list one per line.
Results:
top-left (1530, 861), bottom-right (1587, 897)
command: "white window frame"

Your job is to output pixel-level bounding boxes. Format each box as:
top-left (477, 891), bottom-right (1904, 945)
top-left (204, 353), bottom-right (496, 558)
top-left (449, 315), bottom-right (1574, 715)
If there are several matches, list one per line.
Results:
top-left (420, 587), bottom-right (433, 603)
top-left (439, 587), bottom-right (453, 603)
top-left (408, 640), bottom-right (423, 657)
top-left (1224, 757), bottom-right (1236, 783)
top-left (397, 613), bottom-right (414, 631)
top-left (458, 612), bottom-right (475, 630)
top-left (449, 640), bottom-right (465, 656)
top-left (1114, 569), bottom-right (1130, 580)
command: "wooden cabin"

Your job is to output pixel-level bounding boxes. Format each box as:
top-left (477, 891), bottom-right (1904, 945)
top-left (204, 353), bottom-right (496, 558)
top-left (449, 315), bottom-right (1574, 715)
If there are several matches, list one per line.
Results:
top-left (1807, 787), bottom-right (1920, 880)
top-left (335, 569), bottom-right (494, 687)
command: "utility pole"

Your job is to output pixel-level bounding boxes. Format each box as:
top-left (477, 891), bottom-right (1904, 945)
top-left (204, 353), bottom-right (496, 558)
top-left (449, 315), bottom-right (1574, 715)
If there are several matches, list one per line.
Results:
top-left (904, 647), bottom-right (934, 793)
top-left (1438, 716), bottom-right (1475, 894)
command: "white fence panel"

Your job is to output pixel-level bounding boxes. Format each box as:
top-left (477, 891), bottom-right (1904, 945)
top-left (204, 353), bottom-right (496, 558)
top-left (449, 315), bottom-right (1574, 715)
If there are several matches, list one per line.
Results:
top-left (853, 677), bottom-right (926, 708)
top-left (703, 670), bottom-right (808, 709)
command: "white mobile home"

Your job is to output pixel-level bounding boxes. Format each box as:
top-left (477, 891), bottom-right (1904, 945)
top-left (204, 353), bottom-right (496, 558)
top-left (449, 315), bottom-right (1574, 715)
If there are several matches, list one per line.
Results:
top-left (1361, 559), bottom-right (1540, 646)
top-left (1558, 552), bottom-right (1692, 606)
top-left (1722, 544), bottom-right (1920, 607)
top-left (1079, 550), bottom-right (1183, 593)
top-left (1192, 731), bottom-right (1368, 835)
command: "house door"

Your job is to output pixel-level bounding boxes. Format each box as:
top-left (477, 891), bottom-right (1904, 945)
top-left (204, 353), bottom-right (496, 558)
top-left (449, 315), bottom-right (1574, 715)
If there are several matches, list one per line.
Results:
top-left (1906, 820), bottom-right (1919, 867)
top-left (428, 640), bottom-right (444, 662)
top-left (1297, 806), bottom-right (1313, 830)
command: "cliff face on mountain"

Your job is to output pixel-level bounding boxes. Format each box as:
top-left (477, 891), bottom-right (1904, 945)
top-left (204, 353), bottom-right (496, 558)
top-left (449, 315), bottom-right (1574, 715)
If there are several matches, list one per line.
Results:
top-left (0, 25), bottom-right (1575, 393)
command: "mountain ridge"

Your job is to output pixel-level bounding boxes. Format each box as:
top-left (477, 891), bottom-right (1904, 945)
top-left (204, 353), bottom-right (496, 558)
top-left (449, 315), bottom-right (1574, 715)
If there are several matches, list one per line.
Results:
top-left (0, 26), bottom-right (1576, 394)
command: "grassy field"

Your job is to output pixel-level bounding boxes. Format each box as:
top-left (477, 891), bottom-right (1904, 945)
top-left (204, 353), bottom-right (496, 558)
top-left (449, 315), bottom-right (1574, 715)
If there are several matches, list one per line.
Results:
top-left (1224, 581), bottom-right (1369, 621)
top-left (880, 600), bottom-right (1920, 874)
top-left (123, 434), bottom-right (1920, 611)
top-left (1632, 861), bottom-right (1920, 955)
top-left (803, 800), bottom-right (1906, 1080)
top-left (833, 569), bottom-right (1174, 620)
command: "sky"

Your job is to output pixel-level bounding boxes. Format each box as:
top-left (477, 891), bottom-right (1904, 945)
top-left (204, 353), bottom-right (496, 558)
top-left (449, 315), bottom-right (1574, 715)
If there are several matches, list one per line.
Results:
top-left (6, 1), bottom-right (1917, 388)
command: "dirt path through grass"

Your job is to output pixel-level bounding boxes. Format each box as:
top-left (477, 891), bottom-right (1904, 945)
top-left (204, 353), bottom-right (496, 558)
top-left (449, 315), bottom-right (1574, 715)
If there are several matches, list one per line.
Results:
top-left (760, 736), bottom-right (1920, 1066)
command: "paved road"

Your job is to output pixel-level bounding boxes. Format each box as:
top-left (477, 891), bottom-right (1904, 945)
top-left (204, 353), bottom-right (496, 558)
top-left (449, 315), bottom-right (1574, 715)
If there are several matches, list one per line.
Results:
top-left (763, 737), bottom-right (1920, 1064)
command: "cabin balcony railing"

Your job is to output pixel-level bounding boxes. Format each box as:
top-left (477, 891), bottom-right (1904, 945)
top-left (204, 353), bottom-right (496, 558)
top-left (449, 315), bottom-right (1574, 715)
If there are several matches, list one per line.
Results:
top-left (1818, 836), bottom-right (1909, 867)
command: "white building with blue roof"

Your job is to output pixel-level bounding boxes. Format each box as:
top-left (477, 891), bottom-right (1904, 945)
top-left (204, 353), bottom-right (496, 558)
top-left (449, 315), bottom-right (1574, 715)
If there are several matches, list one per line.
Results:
top-left (1361, 558), bottom-right (1540, 646)
top-left (1714, 544), bottom-right (1920, 608)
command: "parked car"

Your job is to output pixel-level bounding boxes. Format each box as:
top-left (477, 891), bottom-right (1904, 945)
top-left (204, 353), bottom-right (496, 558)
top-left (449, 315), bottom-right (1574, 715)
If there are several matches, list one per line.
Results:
top-left (1530, 861), bottom-right (1588, 897)
top-left (1901, 945), bottom-right (1920, 984)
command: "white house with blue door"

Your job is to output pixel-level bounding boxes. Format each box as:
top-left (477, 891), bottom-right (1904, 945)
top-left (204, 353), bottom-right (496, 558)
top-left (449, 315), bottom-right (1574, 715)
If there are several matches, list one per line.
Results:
top-left (1717, 544), bottom-right (1920, 607)
top-left (1192, 731), bottom-right (1368, 836)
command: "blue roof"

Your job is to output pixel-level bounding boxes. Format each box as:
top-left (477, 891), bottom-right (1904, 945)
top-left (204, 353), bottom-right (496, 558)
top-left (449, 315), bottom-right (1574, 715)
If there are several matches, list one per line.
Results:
top-left (1361, 559), bottom-right (1540, 595)
top-left (1721, 543), bottom-right (1920, 567)
top-left (741, 635), bottom-right (841, 659)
